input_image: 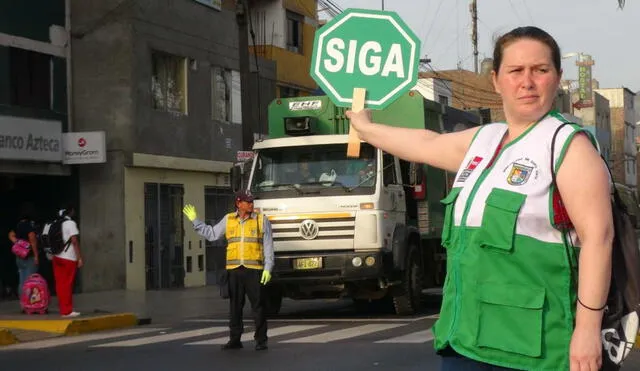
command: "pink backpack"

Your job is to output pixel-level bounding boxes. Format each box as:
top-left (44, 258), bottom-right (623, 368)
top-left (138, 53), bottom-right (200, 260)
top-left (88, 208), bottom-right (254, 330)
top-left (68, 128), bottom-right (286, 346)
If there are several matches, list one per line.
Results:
top-left (21, 274), bottom-right (50, 314)
top-left (11, 239), bottom-right (31, 259)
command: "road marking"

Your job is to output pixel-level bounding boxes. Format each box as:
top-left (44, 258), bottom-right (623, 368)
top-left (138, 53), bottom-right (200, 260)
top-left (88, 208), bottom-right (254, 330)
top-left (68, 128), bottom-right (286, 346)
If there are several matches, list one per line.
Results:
top-left (184, 325), bottom-right (327, 345)
top-left (280, 323), bottom-right (405, 343)
top-left (0, 327), bottom-right (169, 350)
top-left (375, 329), bottom-right (434, 343)
top-left (91, 327), bottom-right (227, 348)
top-left (184, 316), bottom-right (432, 324)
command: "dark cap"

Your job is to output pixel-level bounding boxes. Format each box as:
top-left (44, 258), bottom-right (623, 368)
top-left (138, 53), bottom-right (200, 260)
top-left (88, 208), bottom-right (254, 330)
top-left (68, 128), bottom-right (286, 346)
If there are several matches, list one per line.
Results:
top-left (235, 191), bottom-right (255, 203)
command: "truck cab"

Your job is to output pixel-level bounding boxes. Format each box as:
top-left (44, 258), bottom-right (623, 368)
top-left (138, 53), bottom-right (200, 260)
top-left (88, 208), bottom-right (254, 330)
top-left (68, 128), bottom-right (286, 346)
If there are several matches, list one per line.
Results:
top-left (230, 91), bottom-right (482, 315)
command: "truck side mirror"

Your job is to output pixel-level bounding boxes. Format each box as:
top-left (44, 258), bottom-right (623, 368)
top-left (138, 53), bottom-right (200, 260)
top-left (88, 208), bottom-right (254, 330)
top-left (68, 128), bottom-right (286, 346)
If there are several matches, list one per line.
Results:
top-left (230, 165), bottom-right (242, 193)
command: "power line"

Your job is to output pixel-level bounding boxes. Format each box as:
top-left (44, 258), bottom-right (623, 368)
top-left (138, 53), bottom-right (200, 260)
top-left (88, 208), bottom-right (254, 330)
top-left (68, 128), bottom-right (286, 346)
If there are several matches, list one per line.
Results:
top-left (429, 1), bottom-right (459, 58)
top-left (521, 0), bottom-right (535, 24)
top-left (507, 0), bottom-right (524, 23)
top-left (324, 0), bottom-right (343, 12)
top-left (317, 0), bottom-right (340, 18)
top-left (417, 0), bottom-right (431, 43)
top-left (422, 0), bottom-right (446, 49)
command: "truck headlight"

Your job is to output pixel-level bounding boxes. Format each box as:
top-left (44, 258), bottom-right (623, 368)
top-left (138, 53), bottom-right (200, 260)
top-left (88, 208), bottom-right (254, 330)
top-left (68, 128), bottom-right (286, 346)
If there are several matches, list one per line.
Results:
top-left (352, 257), bottom-right (363, 267)
top-left (365, 256), bottom-right (376, 266)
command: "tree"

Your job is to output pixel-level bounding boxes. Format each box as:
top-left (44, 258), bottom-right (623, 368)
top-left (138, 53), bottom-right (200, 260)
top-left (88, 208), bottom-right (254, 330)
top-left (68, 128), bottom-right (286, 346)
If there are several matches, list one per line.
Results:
top-left (618, 0), bottom-right (626, 9)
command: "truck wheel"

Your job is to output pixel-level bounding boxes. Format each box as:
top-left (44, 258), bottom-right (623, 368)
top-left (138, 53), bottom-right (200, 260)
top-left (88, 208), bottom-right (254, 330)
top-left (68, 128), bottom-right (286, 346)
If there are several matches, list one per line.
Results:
top-left (265, 288), bottom-right (283, 316)
top-left (392, 249), bottom-right (423, 315)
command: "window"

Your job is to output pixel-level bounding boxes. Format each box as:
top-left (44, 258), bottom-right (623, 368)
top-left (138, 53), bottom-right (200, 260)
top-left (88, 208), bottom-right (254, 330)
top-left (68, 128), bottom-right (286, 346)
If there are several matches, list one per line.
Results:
top-left (212, 67), bottom-right (242, 124)
top-left (286, 11), bottom-right (303, 53)
top-left (151, 52), bottom-right (187, 114)
top-left (9, 48), bottom-right (51, 109)
top-left (279, 86), bottom-right (299, 98)
top-left (438, 95), bottom-right (449, 106)
top-left (383, 152), bottom-right (396, 186)
top-left (250, 143), bottom-right (377, 198)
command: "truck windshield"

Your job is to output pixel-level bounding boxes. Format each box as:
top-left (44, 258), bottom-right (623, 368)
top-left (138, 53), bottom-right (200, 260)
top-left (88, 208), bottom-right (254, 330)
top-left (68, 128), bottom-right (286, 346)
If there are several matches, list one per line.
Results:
top-left (250, 143), bottom-right (377, 198)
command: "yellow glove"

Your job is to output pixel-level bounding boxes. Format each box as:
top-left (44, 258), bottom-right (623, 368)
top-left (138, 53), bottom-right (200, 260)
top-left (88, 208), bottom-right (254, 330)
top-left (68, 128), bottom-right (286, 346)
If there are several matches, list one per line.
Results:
top-left (260, 270), bottom-right (271, 285)
top-left (183, 204), bottom-right (197, 222)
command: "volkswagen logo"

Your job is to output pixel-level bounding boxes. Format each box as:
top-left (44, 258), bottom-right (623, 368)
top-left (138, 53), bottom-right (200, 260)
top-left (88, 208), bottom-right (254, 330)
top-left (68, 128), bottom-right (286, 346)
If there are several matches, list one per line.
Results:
top-left (299, 219), bottom-right (319, 240)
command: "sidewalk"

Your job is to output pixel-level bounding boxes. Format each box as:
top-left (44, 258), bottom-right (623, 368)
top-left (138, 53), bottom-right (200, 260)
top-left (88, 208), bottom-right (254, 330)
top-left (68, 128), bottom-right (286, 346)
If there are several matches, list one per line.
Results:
top-left (0, 286), bottom-right (228, 345)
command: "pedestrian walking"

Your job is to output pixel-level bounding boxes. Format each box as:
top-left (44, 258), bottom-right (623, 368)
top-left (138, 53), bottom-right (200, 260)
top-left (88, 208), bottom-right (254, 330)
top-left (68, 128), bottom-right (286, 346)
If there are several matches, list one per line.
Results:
top-left (346, 26), bottom-right (613, 371)
top-left (183, 191), bottom-right (274, 351)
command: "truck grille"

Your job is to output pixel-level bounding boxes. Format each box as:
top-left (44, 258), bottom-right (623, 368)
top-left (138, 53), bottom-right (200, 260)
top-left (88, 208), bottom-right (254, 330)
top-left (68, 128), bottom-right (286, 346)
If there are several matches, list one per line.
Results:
top-left (269, 214), bottom-right (356, 242)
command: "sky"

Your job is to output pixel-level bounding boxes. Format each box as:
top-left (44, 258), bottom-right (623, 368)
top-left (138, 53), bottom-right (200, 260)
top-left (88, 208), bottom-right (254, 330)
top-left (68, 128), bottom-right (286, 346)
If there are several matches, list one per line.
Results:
top-left (326, 0), bottom-right (640, 93)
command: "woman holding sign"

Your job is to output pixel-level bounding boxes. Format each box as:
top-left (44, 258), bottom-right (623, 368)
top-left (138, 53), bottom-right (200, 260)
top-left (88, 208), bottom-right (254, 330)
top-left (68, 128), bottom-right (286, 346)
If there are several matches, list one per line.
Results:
top-left (347, 26), bottom-right (612, 371)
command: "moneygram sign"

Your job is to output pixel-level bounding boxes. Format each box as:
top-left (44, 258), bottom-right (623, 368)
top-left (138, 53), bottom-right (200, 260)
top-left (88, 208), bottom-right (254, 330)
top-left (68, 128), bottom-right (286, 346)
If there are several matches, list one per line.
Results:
top-left (0, 116), bottom-right (62, 162)
top-left (63, 131), bottom-right (106, 164)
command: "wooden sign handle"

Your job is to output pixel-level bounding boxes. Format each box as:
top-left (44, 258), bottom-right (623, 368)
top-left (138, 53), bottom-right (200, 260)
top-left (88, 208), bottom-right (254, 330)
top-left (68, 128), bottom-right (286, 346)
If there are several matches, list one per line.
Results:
top-left (347, 87), bottom-right (366, 158)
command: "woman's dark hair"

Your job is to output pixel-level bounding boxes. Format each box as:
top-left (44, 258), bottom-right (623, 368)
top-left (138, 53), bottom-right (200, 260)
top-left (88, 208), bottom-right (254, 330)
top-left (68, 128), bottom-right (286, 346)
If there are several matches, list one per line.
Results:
top-left (493, 26), bottom-right (561, 74)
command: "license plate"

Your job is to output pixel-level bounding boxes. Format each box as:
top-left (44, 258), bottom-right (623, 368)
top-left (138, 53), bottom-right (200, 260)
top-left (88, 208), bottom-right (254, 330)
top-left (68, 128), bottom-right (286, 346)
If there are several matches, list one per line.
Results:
top-left (294, 257), bottom-right (322, 270)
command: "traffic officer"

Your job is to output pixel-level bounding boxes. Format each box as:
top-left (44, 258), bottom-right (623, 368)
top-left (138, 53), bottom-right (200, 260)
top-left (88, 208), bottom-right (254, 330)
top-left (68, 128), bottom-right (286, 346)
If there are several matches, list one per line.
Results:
top-left (183, 191), bottom-right (274, 351)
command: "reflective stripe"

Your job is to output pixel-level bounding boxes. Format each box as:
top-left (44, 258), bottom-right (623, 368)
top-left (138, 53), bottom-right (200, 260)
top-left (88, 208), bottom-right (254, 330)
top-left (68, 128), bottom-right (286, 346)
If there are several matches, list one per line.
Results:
top-left (227, 237), bottom-right (263, 244)
top-left (226, 263), bottom-right (264, 270)
top-left (227, 259), bottom-right (263, 265)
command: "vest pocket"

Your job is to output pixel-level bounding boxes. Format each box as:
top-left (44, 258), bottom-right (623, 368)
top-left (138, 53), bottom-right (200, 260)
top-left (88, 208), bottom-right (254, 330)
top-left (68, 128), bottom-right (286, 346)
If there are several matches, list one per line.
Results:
top-left (475, 283), bottom-right (545, 358)
top-left (440, 187), bottom-right (462, 248)
top-left (475, 188), bottom-right (526, 253)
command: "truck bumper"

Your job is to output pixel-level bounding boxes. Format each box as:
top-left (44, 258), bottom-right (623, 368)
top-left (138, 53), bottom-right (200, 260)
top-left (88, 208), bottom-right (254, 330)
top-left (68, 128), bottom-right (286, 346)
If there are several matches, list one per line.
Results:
top-left (272, 250), bottom-right (387, 283)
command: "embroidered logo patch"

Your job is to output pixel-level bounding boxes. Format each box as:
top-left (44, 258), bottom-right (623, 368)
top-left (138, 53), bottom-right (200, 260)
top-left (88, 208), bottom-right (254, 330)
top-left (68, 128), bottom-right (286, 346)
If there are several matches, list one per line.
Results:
top-left (457, 156), bottom-right (483, 183)
top-left (505, 158), bottom-right (539, 186)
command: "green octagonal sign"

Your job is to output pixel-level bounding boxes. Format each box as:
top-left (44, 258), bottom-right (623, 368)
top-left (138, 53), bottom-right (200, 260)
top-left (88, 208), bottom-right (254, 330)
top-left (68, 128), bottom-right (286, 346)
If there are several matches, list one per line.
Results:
top-left (310, 9), bottom-right (421, 110)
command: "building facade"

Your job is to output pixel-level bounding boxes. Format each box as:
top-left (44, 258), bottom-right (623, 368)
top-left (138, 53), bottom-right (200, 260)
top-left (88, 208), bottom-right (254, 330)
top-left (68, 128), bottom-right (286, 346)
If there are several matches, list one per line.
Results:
top-left (594, 88), bottom-right (637, 190)
top-left (0, 0), bottom-right (75, 295)
top-left (249, 0), bottom-right (318, 97)
top-left (71, 0), bottom-right (276, 291)
top-left (573, 92), bottom-right (612, 165)
top-left (419, 69), bottom-right (505, 123)
top-left (414, 78), bottom-right (453, 107)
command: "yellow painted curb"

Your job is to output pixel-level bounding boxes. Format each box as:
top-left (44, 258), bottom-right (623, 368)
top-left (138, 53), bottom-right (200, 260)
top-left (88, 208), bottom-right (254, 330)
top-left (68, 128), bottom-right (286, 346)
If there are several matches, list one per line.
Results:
top-left (65, 313), bottom-right (138, 335)
top-left (0, 313), bottom-right (138, 336)
top-left (0, 319), bottom-right (71, 334)
top-left (0, 328), bottom-right (18, 346)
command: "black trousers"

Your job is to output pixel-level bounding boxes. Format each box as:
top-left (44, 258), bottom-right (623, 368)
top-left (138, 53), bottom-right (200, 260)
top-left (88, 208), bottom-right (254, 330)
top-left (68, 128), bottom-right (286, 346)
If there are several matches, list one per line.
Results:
top-left (439, 347), bottom-right (516, 370)
top-left (228, 266), bottom-right (267, 344)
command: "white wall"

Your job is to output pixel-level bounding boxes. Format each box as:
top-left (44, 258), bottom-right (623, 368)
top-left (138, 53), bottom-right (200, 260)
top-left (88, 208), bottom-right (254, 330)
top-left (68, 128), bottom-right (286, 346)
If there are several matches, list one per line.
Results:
top-left (251, 0), bottom-right (286, 48)
top-left (414, 78), bottom-right (452, 105)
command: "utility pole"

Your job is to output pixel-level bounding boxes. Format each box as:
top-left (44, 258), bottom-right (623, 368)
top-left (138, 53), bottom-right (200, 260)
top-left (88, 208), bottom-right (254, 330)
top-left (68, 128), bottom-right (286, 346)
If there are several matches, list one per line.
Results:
top-left (382, 0), bottom-right (384, 10)
top-left (470, 0), bottom-right (478, 73)
top-left (236, 0), bottom-right (254, 151)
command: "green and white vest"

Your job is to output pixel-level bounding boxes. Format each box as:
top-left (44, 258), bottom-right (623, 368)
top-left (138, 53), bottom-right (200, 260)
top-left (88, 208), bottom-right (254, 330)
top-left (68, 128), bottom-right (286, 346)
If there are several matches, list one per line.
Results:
top-left (433, 111), bottom-right (587, 370)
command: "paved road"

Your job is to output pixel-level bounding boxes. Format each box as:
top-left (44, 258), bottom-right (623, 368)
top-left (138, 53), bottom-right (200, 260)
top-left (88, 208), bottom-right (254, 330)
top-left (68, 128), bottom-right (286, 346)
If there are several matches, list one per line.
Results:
top-left (3, 298), bottom-right (640, 371)
top-left (2, 312), bottom-right (440, 371)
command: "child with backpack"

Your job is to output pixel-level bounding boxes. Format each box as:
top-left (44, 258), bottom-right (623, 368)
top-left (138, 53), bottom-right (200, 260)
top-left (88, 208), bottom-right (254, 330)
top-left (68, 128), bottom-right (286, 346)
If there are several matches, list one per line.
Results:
top-left (42, 206), bottom-right (84, 318)
top-left (8, 217), bottom-right (40, 297)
